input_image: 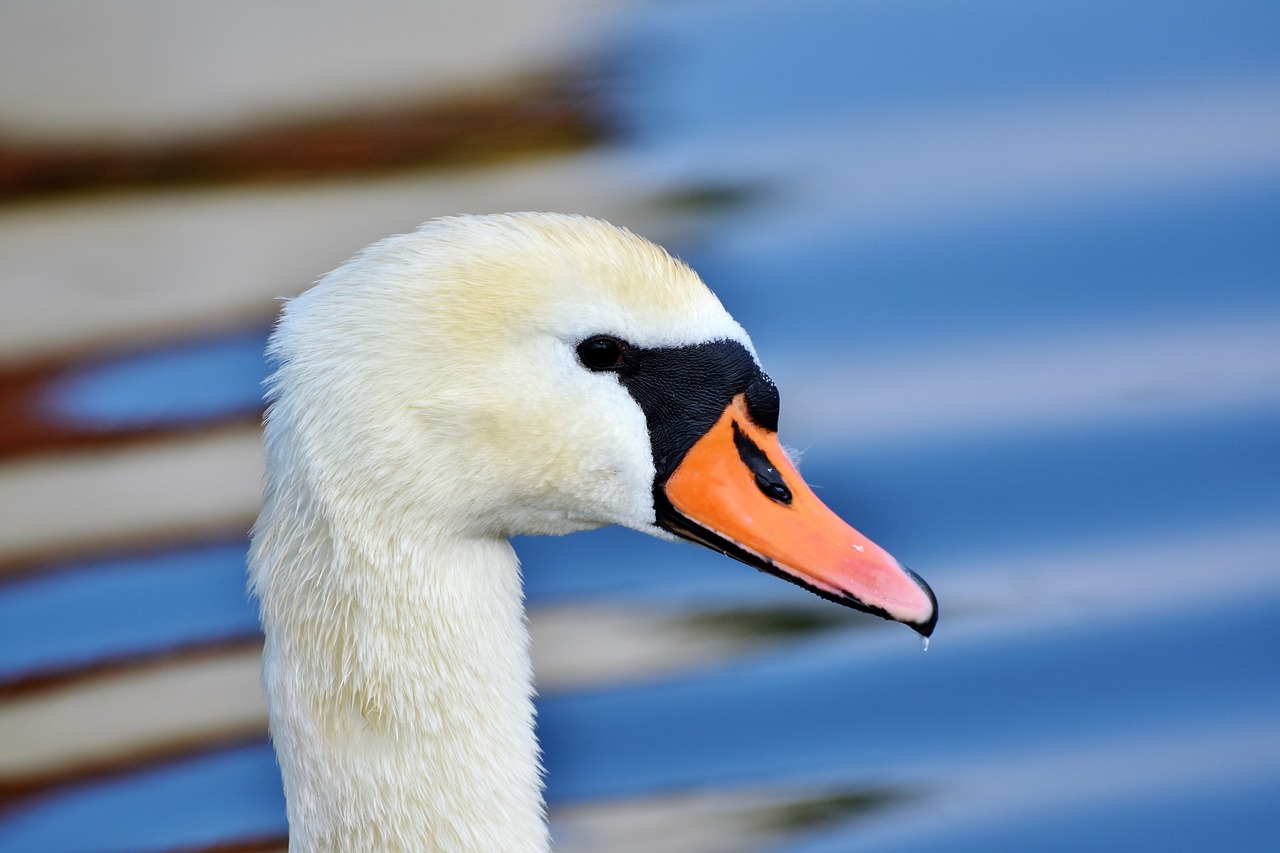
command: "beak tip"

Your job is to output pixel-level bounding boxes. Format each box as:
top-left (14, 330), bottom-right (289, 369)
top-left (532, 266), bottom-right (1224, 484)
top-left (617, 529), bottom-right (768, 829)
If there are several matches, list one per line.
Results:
top-left (911, 613), bottom-right (938, 639)
top-left (902, 564), bottom-right (938, 638)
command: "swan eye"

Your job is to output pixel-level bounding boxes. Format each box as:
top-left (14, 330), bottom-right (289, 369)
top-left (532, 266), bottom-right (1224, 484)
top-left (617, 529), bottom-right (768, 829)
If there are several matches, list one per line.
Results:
top-left (577, 336), bottom-right (628, 371)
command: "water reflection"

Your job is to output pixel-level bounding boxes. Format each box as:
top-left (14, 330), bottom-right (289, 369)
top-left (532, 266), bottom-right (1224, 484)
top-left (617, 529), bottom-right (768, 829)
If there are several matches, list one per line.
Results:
top-left (3, 0), bottom-right (1279, 849)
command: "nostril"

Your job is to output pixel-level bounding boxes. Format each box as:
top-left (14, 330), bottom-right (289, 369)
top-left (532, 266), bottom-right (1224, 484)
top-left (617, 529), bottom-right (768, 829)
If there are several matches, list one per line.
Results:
top-left (755, 475), bottom-right (792, 503)
top-left (732, 421), bottom-right (793, 506)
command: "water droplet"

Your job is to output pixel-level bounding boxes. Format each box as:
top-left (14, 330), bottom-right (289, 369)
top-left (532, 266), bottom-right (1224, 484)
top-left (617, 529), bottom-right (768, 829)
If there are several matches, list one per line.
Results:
top-left (920, 636), bottom-right (930, 652)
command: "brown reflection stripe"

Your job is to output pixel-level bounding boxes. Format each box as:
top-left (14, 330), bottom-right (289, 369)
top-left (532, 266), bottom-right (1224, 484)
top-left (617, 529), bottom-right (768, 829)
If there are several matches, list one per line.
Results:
top-left (0, 523), bottom-right (253, 583)
top-left (169, 835), bottom-right (289, 853)
top-left (0, 73), bottom-right (608, 204)
top-left (0, 634), bottom-right (263, 700)
top-left (0, 728), bottom-right (270, 811)
top-left (0, 337), bottom-right (266, 461)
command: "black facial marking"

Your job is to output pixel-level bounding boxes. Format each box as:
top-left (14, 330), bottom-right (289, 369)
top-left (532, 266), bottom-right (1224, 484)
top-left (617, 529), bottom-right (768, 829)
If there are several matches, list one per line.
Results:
top-left (744, 372), bottom-right (780, 432)
top-left (579, 336), bottom-right (783, 497)
top-left (597, 338), bottom-right (774, 485)
top-left (731, 421), bottom-right (792, 505)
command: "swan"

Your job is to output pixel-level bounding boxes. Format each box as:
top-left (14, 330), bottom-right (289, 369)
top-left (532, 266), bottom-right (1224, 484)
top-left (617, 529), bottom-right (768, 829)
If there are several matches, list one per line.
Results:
top-left (249, 212), bottom-right (936, 852)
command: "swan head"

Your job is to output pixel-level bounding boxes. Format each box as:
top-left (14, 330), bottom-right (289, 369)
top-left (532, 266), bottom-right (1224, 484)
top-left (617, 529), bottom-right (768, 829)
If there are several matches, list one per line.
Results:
top-left (266, 213), bottom-right (935, 635)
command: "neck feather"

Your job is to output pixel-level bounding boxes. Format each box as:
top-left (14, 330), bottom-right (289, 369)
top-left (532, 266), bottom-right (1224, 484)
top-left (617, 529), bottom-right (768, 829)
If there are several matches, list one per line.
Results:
top-left (251, 480), bottom-right (548, 852)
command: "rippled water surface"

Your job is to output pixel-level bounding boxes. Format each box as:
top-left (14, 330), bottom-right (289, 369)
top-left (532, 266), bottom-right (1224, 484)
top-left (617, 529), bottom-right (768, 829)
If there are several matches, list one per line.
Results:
top-left (3, 0), bottom-right (1279, 850)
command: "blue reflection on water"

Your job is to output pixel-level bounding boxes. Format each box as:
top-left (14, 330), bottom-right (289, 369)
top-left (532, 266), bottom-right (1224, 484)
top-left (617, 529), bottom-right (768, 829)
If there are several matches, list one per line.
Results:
top-left (694, 179), bottom-right (1280, 358)
top-left (802, 405), bottom-right (1280, 561)
top-left (539, 591), bottom-right (1280, 802)
top-left (43, 328), bottom-right (269, 427)
top-left (620, 0), bottom-right (1280, 143)
top-left (790, 768), bottom-right (1280, 853)
top-left (0, 542), bottom-right (257, 679)
top-left (5, 0), bottom-right (1280, 849)
top-left (8, 582), bottom-right (1273, 852)
top-left (0, 744), bottom-right (285, 853)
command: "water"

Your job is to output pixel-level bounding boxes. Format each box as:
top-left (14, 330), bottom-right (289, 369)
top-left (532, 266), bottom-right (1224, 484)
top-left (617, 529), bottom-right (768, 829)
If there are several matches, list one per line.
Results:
top-left (2, 0), bottom-right (1279, 850)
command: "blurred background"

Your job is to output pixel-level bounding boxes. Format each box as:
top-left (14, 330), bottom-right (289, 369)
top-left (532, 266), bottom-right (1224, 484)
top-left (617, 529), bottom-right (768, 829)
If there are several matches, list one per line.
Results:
top-left (1, 1), bottom-right (1278, 850)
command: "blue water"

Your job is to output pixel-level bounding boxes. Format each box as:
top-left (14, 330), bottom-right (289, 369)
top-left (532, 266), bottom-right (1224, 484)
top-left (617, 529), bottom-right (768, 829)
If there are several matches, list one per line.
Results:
top-left (4, 0), bottom-right (1279, 850)
top-left (698, 179), bottom-right (1280, 358)
top-left (43, 328), bottom-right (269, 428)
top-left (618, 0), bottom-right (1280, 143)
top-left (0, 542), bottom-right (257, 679)
top-left (540, 592), bottom-right (1280, 800)
top-left (0, 744), bottom-right (287, 853)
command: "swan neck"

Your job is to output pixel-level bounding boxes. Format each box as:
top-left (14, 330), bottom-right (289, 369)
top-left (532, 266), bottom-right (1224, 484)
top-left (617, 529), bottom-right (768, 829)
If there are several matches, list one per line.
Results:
top-left (253, 502), bottom-right (547, 852)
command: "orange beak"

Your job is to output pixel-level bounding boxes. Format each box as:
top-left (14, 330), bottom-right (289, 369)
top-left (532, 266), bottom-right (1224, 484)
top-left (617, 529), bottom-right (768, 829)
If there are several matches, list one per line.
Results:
top-left (658, 394), bottom-right (937, 636)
